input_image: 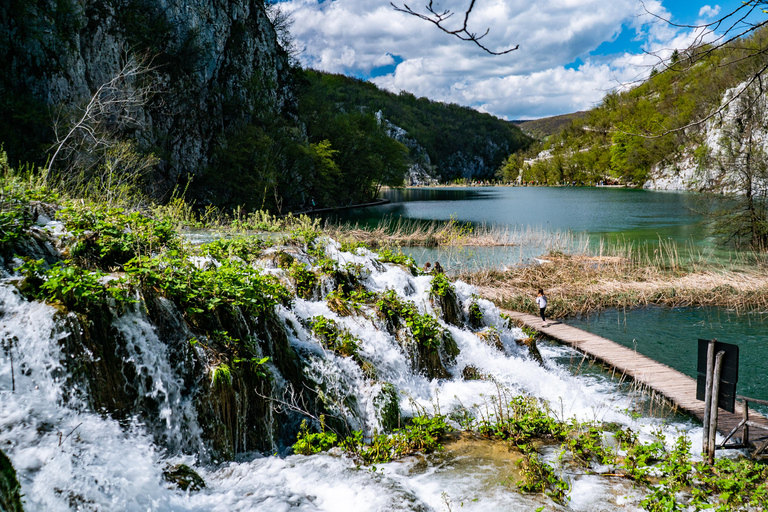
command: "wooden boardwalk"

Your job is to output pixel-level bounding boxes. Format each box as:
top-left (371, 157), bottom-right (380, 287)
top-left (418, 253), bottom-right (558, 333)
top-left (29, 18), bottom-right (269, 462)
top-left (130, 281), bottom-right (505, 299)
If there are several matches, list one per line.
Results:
top-left (503, 310), bottom-right (768, 441)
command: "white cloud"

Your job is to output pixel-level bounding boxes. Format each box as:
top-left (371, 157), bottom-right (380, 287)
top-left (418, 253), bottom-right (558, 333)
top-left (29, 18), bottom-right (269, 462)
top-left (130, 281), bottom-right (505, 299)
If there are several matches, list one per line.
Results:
top-left (280, 0), bottom-right (704, 119)
top-left (699, 5), bottom-right (721, 18)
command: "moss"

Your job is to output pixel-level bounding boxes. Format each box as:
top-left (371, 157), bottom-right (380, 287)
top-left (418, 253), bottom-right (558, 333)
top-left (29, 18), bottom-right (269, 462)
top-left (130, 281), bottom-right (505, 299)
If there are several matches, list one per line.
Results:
top-left (162, 463), bottom-right (205, 492)
top-left (0, 448), bottom-right (23, 512)
top-left (374, 383), bottom-right (401, 432)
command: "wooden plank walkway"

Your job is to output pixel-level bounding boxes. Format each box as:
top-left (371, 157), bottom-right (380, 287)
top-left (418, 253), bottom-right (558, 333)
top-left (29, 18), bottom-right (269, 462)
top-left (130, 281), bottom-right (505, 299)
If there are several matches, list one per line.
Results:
top-left (503, 310), bottom-right (768, 441)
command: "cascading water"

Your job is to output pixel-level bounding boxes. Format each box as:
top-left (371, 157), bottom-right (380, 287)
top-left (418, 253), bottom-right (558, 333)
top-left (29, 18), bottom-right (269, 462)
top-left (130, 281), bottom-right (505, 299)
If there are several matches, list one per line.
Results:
top-left (0, 230), bottom-right (703, 511)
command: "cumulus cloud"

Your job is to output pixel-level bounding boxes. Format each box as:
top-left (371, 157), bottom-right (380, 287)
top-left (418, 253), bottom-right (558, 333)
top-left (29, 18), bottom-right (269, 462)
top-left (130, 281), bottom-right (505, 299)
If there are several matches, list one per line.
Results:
top-left (280, 0), bottom-right (704, 119)
top-left (698, 5), bottom-right (721, 18)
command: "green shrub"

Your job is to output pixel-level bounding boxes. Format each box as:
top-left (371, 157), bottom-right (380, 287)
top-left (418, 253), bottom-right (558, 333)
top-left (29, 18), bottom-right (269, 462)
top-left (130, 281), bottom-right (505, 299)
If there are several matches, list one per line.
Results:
top-left (429, 272), bottom-right (454, 298)
top-left (293, 418), bottom-right (339, 455)
top-left (309, 316), bottom-right (360, 357)
top-left (202, 236), bottom-right (270, 264)
top-left (18, 259), bottom-right (132, 312)
top-left (58, 203), bottom-right (179, 269)
top-left (124, 255), bottom-right (291, 318)
top-left (288, 262), bottom-right (317, 299)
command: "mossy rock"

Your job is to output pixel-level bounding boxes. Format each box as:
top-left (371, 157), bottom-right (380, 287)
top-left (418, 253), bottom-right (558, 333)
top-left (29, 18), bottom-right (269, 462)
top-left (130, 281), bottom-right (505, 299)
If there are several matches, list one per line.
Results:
top-left (162, 463), bottom-right (205, 492)
top-left (0, 448), bottom-right (24, 512)
top-left (516, 336), bottom-right (544, 366)
top-left (373, 383), bottom-right (401, 432)
top-left (462, 365), bottom-right (484, 380)
top-left (433, 288), bottom-right (462, 327)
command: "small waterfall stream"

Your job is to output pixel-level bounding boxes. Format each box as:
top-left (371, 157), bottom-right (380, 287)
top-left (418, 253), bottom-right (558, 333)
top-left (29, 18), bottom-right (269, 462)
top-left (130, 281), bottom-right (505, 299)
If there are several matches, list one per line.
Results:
top-left (0, 236), bottom-right (704, 511)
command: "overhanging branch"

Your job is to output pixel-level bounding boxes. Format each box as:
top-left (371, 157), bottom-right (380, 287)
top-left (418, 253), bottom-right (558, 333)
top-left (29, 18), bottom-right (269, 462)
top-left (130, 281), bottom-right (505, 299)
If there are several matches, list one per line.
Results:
top-left (391, 0), bottom-right (518, 55)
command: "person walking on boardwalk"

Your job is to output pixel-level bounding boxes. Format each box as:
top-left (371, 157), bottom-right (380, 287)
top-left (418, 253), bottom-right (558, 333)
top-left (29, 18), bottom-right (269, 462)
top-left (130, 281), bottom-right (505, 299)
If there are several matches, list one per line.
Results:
top-left (536, 289), bottom-right (548, 327)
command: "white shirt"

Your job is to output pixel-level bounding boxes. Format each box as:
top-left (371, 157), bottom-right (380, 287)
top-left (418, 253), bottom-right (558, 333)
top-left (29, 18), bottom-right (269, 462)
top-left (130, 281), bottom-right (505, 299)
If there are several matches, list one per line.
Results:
top-left (536, 295), bottom-right (547, 308)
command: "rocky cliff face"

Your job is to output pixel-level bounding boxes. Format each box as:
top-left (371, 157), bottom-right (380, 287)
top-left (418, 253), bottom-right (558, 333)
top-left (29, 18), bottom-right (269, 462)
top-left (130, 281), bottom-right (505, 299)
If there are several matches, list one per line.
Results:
top-left (643, 80), bottom-right (768, 193)
top-left (0, 0), bottom-right (295, 194)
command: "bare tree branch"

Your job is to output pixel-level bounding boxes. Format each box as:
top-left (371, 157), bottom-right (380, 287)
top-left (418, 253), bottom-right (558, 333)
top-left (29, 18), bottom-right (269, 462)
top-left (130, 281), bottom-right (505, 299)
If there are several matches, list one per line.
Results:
top-left (615, 1), bottom-right (768, 138)
top-left (47, 52), bottom-right (159, 187)
top-left (390, 0), bottom-right (518, 55)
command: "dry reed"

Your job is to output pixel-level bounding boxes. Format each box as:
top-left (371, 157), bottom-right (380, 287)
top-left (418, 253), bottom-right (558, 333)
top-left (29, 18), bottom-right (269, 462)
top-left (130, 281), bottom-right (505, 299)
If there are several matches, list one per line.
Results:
top-left (461, 242), bottom-right (768, 318)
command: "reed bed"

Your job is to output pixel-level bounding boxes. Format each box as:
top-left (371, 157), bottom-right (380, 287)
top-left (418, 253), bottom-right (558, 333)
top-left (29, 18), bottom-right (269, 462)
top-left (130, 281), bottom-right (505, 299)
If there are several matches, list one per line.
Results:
top-left (324, 217), bottom-right (584, 249)
top-left (461, 239), bottom-right (768, 318)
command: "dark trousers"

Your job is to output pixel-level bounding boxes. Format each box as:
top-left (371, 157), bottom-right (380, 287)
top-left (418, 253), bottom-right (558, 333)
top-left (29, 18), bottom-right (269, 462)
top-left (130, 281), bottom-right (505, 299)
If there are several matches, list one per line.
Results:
top-left (539, 307), bottom-right (546, 322)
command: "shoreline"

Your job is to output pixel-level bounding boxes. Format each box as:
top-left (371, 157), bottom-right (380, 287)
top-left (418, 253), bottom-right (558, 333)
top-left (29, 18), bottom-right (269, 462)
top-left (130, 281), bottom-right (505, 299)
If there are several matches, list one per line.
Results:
top-left (283, 198), bottom-right (391, 217)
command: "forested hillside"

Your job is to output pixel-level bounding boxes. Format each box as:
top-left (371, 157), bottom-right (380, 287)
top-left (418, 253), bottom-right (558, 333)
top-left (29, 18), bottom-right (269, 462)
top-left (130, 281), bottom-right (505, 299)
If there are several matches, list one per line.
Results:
top-left (516, 26), bottom-right (768, 187)
top-left (299, 71), bottom-right (533, 181)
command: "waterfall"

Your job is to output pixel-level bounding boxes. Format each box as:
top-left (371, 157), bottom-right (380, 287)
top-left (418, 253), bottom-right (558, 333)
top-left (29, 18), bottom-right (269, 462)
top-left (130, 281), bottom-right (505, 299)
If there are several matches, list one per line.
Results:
top-left (0, 236), bottom-right (700, 511)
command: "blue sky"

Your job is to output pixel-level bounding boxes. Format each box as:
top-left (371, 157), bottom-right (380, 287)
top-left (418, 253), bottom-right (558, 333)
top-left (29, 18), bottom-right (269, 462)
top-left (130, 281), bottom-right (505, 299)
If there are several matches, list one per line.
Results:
top-left (277, 0), bottom-right (763, 119)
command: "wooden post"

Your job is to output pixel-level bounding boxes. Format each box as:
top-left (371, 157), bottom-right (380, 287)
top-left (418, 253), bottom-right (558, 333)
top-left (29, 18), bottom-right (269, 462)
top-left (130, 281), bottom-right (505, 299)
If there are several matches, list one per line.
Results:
top-left (707, 351), bottom-right (725, 464)
top-left (702, 340), bottom-right (715, 457)
top-left (743, 400), bottom-right (750, 449)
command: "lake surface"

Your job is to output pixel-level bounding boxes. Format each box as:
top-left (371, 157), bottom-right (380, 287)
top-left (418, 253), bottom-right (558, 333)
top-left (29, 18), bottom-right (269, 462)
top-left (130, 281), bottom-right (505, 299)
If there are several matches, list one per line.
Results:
top-left (569, 307), bottom-right (768, 413)
top-left (325, 186), bottom-right (721, 271)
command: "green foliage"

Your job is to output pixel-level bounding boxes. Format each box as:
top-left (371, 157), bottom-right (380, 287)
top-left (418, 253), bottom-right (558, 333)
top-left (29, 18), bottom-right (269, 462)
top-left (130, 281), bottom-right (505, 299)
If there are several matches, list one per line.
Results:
top-left (124, 254), bottom-right (291, 318)
top-left (293, 418), bottom-right (339, 455)
top-left (0, 447), bottom-right (24, 512)
top-left (429, 272), bottom-right (454, 298)
top-left (518, 445), bottom-right (570, 504)
top-left (515, 27), bottom-right (768, 185)
top-left (288, 262), bottom-right (317, 299)
top-left (299, 70), bottom-right (532, 181)
top-left (468, 295), bottom-right (483, 328)
top-left (57, 203), bottom-right (179, 269)
top-left (476, 395), bottom-right (568, 447)
top-left (211, 363), bottom-right (232, 389)
top-left (18, 259), bottom-right (132, 312)
top-left (374, 289), bottom-right (445, 350)
top-left (562, 425), bottom-right (616, 467)
top-left (309, 316), bottom-right (360, 358)
top-left (202, 236), bottom-right (270, 264)
top-left (0, 161), bottom-right (57, 253)
top-left (339, 239), bottom-right (370, 254)
top-left (377, 247), bottom-right (416, 268)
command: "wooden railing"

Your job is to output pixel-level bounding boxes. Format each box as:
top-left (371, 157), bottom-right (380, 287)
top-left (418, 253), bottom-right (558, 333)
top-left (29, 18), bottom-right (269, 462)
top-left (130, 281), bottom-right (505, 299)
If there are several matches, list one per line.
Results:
top-left (719, 395), bottom-right (768, 457)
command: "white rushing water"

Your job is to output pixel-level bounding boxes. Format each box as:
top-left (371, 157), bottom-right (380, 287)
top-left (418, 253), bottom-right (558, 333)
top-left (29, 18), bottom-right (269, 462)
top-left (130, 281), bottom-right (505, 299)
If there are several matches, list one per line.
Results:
top-left (0, 241), bottom-right (705, 511)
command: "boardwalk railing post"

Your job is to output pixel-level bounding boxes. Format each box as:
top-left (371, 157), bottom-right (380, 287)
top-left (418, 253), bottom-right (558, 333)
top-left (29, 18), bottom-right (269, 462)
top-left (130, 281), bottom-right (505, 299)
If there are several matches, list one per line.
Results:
top-left (702, 340), bottom-right (715, 458)
top-left (707, 351), bottom-right (725, 464)
top-left (743, 400), bottom-right (750, 449)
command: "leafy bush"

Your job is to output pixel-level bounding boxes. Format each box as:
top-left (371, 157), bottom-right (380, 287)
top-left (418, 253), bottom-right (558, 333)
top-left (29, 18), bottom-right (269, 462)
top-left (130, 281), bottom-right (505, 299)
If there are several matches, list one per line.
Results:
top-left (124, 255), bottom-right (291, 318)
top-left (309, 316), bottom-right (360, 358)
top-left (18, 259), bottom-right (132, 312)
top-left (288, 262), bottom-right (317, 299)
top-left (377, 247), bottom-right (415, 268)
top-left (202, 236), bottom-right (270, 264)
top-left (58, 204), bottom-right (179, 268)
top-left (429, 272), bottom-right (454, 298)
top-left (293, 418), bottom-right (339, 455)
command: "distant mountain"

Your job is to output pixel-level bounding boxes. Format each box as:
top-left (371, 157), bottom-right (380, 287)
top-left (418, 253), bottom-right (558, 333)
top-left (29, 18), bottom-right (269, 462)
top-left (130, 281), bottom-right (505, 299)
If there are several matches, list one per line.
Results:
top-left (511, 112), bottom-right (589, 140)
top-left (298, 71), bottom-right (534, 181)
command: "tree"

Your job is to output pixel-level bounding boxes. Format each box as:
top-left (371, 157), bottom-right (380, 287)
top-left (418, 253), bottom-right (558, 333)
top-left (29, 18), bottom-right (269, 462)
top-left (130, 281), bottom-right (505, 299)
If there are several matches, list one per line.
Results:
top-left (641, 0), bottom-right (768, 134)
top-left (709, 80), bottom-right (768, 249)
top-left (47, 53), bottom-right (158, 196)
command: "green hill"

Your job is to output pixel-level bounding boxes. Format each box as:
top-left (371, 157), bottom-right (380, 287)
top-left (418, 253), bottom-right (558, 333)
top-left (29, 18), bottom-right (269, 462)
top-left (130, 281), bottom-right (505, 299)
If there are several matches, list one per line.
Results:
top-left (520, 27), bottom-right (768, 186)
top-left (512, 111), bottom-right (588, 140)
top-left (298, 70), bottom-right (533, 181)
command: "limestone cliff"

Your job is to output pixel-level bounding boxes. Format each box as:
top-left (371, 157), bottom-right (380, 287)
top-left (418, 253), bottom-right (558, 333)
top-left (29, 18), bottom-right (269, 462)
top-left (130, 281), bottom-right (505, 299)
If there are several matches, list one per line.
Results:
top-left (0, 0), bottom-right (296, 195)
